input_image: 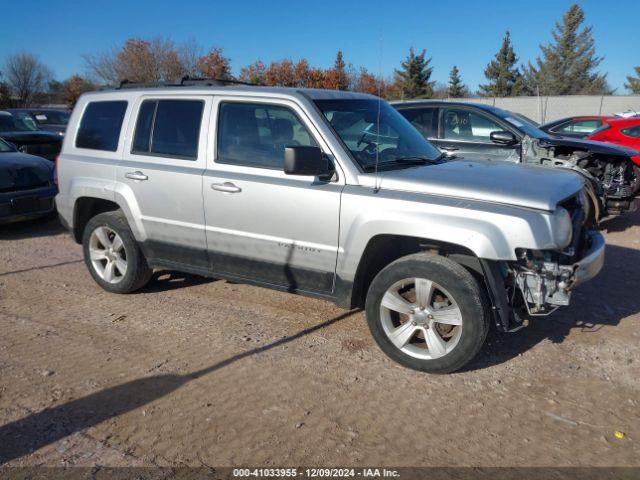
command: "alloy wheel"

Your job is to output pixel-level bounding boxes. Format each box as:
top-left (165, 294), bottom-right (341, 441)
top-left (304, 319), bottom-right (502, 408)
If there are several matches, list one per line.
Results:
top-left (88, 226), bottom-right (127, 284)
top-left (379, 277), bottom-right (463, 360)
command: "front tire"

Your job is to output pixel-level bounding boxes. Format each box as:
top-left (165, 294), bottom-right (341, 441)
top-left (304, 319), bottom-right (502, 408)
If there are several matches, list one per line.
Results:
top-left (82, 211), bottom-right (153, 293)
top-left (365, 253), bottom-right (489, 374)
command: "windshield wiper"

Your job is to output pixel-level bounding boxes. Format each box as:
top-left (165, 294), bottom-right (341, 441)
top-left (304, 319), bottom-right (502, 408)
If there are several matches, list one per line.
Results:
top-left (363, 155), bottom-right (447, 172)
top-left (391, 155), bottom-right (446, 165)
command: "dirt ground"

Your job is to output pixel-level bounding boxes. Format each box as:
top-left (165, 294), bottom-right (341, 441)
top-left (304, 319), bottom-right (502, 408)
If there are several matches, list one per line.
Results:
top-left (0, 212), bottom-right (639, 469)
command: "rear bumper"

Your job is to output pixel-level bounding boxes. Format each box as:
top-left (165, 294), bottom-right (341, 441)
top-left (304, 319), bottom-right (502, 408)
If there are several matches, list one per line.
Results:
top-left (572, 230), bottom-right (605, 287)
top-left (0, 186), bottom-right (57, 224)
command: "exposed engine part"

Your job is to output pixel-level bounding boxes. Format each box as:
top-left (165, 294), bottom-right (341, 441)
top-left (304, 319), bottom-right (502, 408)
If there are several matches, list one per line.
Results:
top-left (507, 191), bottom-right (587, 317)
top-left (514, 257), bottom-right (574, 315)
top-left (521, 135), bottom-right (638, 219)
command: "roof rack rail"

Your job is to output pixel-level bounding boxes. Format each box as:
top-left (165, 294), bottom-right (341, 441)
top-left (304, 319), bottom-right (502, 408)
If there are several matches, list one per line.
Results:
top-left (116, 76), bottom-right (262, 89)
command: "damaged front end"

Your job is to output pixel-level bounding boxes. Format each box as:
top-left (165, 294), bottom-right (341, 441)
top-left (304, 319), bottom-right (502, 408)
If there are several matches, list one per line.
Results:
top-left (511, 230), bottom-right (605, 317)
top-left (522, 135), bottom-right (638, 220)
top-left (484, 192), bottom-right (605, 332)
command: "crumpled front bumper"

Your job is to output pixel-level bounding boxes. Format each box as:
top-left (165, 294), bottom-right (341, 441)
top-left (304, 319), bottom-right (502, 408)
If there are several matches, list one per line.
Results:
top-left (514, 229), bottom-right (606, 316)
top-left (571, 230), bottom-right (605, 288)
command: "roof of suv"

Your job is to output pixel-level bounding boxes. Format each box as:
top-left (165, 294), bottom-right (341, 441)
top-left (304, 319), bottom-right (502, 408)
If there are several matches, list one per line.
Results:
top-left (392, 99), bottom-right (505, 114)
top-left (85, 85), bottom-right (377, 101)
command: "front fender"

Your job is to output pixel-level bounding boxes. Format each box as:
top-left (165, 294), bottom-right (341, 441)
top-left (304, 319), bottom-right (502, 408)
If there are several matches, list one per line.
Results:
top-left (336, 186), bottom-right (566, 283)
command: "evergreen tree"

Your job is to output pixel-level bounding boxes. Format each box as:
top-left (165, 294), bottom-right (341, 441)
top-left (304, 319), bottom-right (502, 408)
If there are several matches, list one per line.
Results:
top-left (625, 66), bottom-right (640, 94)
top-left (394, 47), bottom-right (434, 99)
top-left (325, 51), bottom-right (350, 90)
top-left (447, 65), bottom-right (468, 98)
top-left (524, 4), bottom-right (609, 95)
top-left (478, 31), bottom-right (522, 97)
top-left (333, 51), bottom-right (349, 90)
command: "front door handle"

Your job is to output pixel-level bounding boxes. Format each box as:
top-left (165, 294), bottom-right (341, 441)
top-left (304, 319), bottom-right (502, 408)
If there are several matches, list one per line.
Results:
top-left (211, 182), bottom-right (242, 193)
top-left (125, 171), bottom-right (149, 181)
top-left (441, 146), bottom-right (459, 152)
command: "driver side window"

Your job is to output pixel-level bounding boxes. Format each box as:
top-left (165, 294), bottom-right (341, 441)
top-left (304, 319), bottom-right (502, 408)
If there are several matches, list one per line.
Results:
top-left (217, 102), bottom-right (317, 169)
top-left (443, 108), bottom-right (503, 142)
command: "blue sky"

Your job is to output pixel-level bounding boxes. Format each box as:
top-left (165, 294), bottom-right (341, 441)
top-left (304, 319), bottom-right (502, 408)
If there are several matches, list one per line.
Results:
top-left (1, 0), bottom-right (638, 92)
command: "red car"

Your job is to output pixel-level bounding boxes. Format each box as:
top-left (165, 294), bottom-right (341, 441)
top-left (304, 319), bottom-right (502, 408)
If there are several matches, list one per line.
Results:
top-left (541, 116), bottom-right (640, 166)
top-left (540, 115), bottom-right (613, 138)
top-left (588, 118), bottom-right (640, 158)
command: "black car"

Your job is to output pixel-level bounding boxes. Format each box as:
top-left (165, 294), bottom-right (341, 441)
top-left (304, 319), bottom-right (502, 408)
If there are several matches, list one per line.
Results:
top-left (0, 137), bottom-right (57, 224)
top-left (394, 100), bottom-right (640, 220)
top-left (0, 110), bottom-right (62, 161)
top-left (7, 108), bottom-right (70, 136)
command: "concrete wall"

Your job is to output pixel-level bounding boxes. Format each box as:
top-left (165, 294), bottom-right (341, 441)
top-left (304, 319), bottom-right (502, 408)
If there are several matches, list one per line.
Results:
top-left (439, 95), bottom-right (640, 124)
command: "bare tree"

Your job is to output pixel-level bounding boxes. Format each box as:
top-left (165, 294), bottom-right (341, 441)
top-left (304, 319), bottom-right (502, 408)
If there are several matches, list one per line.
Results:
top-left (84, 36), bottom-right (197, 85)
top-left (178, 37), bottom-right (203, 78)
top-left (4, 52), bottom-right (52, 106)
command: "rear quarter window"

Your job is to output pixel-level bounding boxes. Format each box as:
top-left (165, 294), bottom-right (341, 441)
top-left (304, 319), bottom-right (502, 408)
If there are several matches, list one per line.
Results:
top-left (621, 125), bottom-right (640, 138)
top-left (76, 101), bottom-right (128, 151)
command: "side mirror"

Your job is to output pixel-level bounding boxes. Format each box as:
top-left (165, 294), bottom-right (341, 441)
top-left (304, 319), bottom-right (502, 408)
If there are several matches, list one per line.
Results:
top-left (284, 146), bottom-right (333, 177)
top-left (490, 130), bottom-right (518, 145)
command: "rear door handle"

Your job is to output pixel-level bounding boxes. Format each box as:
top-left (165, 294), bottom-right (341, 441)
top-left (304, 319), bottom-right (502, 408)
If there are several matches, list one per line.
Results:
top-left (441, 146), bottom-right (459, 152)
top-left (211, 182), bottom-right (241, 193)
top-left (125, 171), bottom-right (149, 181)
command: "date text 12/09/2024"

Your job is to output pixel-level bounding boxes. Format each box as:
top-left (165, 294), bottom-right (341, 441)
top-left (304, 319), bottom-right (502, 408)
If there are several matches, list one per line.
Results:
top-left (232, 468), bottom-right (400, 478)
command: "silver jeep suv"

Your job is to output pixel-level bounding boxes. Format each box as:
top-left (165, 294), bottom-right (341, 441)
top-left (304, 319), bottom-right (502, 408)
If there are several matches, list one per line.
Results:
top-left (56, 82), bottom-right (605, 373)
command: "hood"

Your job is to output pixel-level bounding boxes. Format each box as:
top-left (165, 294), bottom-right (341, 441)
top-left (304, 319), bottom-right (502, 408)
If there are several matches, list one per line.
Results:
top-left (544, 135), bottom-right (637, 157)
top-left (38, 124), bottom-right (66, 135)
top-left (0, 151), bottom-right (54, 191)
top-left (368, 160), bottom-right (583, 211)
top-left (0, 130), bottom-right (62, 145)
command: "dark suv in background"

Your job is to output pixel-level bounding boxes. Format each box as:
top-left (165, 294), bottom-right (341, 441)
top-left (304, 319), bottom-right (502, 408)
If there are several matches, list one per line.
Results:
top-left (394, 101), bottom-right (640, 220)
top-left (7, 108), bottom-right (70, 136)
top-left (0, 110), bottom-right (62, 161)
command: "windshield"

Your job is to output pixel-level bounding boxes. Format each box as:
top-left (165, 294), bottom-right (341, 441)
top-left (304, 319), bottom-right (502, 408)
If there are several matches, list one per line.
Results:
top-left (314, 99), bottom-right (442, 171)
top-left (32, 110), bottom-right (70, 125)
top-left (493, 108), bottom-right (547, 139)
top-left (508, 111), bottom-right (539, 127)
top-left (0, 138), bottom-right (14, 152)
top-left (0, 112), bottom-right (39, 132)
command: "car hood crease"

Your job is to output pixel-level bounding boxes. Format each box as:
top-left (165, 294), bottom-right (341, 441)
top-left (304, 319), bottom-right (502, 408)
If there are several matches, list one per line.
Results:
top-left (372, 160), bottom-right (584, 211)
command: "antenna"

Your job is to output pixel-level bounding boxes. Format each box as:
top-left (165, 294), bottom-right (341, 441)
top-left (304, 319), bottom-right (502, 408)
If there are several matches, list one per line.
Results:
top-left (373, 31), bottom-right (383, 193)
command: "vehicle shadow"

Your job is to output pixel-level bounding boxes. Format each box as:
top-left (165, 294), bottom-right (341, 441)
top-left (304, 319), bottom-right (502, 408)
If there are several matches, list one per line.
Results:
top-left (0, 309), bottom-right (359, 465)
top-left (0, 215), bottom-right (65, 240)
top-left (464, 243), bottom-right (640, 372)
top-left (599, 205), bottom-right (640, 233)
top-left (139, 271), bottom-right (217, 293)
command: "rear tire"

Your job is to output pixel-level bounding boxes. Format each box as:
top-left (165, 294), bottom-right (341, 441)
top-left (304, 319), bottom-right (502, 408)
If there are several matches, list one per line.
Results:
top-left (82, 211), bottom-right (153, 293)
top-left (365, 253), bottom-right (489, 374)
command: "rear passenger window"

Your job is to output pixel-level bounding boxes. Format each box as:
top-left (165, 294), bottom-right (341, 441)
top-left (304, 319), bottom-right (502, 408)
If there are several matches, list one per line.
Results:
top-left (399, 107), bottom-right (438, 138)
top-left (132, 99), bottom-right (204, 160)
top-left (76, 101), bottom-right (128, 151)
top-left (217, 102), bottom-right (317, 169)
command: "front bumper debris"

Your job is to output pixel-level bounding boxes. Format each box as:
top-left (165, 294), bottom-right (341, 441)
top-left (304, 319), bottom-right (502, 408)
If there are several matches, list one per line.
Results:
top-left (514, 230), bottom-right (605, 316)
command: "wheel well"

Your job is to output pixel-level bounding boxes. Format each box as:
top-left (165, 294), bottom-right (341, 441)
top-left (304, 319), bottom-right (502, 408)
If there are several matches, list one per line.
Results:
top-left (72, 197), bottom-right (120, 243)
top-left (347, 235), bottom-right (485, 309)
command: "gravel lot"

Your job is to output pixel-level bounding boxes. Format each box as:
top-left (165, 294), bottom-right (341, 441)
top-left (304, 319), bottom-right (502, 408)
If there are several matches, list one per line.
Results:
top-left (0, 213), bottom-right (639, 468)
